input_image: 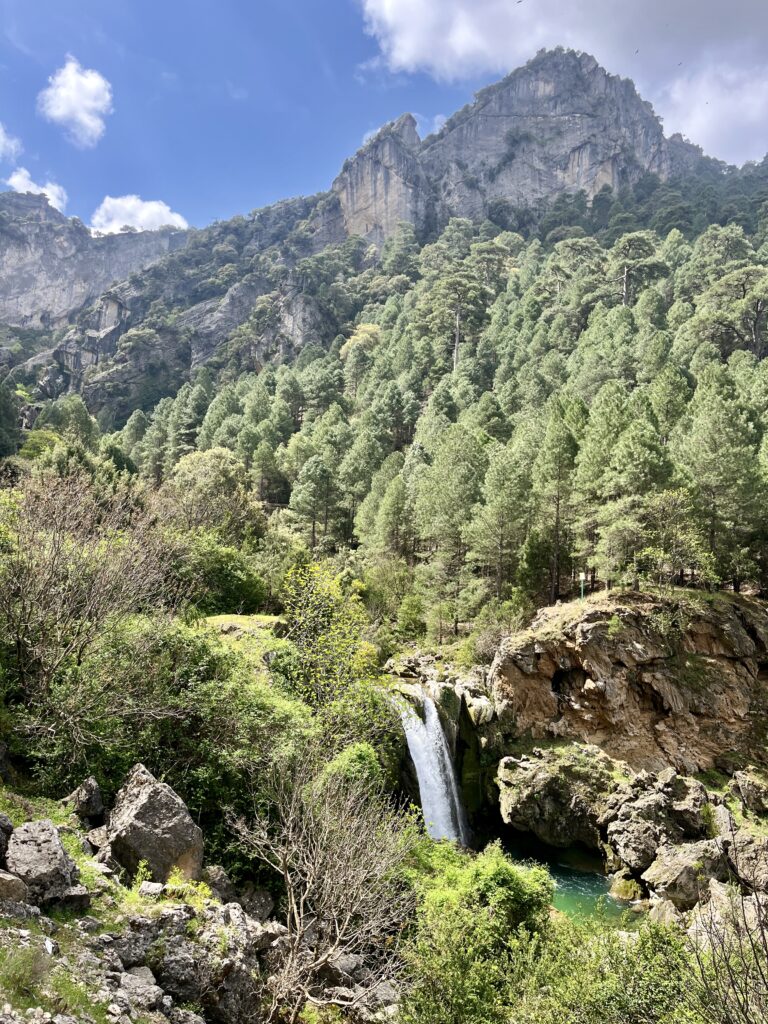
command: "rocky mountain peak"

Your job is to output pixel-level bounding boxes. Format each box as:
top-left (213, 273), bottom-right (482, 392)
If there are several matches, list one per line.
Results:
top-left (0, 191), bottom-right (69, 226)
top-left (332, 48), bottom-right (705, 244)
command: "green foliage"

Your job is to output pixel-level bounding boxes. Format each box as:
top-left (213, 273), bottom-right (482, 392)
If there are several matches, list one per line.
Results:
top-left (281, 562), bottom-right (375, 706)
top-left (171, 529), bottom-right (267, 614)
top-left (319, 741), bottom-right (383, 788)
top-left (401, 841), bottom-right (554, 1024)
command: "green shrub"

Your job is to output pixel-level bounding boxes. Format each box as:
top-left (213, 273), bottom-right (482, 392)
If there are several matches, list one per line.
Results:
top-left (319, 742), bottom-right (384, 788)
top-left (173, 530), bottom-right (267, 614)
top-left (397, 593), bottom-right (426, 638)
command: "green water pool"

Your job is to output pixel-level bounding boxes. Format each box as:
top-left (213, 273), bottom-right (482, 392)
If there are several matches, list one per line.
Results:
top-left (498, 831), bottom-right (642, 924)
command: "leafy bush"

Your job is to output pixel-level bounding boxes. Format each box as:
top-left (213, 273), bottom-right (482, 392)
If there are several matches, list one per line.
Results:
top-left (401, 841), bottom-right (554, 1024)
top-left (171, 529), bottom-right (267, 613)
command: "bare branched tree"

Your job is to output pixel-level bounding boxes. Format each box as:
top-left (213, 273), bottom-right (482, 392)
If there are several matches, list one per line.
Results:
top-left (688, 831), bottom-right (768, 1024)
top-left (231, 762), bottom-right (417, 1023)
top-left (0, 471), bottom-right (179, 751)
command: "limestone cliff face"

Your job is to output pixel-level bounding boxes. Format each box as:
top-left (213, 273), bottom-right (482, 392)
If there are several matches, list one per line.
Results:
top-left (330, 114), bottom-right (432, 247)
top-left (488, 592), bottom-right (768, 775)
top-left (331, 49), bottom-right (703, 243)
top-left (0, 192), bottom-right (188, 328)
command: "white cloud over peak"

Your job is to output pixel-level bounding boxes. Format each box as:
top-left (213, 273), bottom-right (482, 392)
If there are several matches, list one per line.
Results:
top-left (358, 0), bottom-right (768, 164)
top-left (37, 55), bottom-right (113, 148)
top-left (5, 167), bottom-right (68, 212)
top-left (0, 124), bottom-right (22, 163)
top-left (90, 194), bottom-right (188, 234)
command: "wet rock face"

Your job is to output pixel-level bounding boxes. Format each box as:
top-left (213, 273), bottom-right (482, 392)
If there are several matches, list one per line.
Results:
top-left (488, 593), bottom-right (768, 774)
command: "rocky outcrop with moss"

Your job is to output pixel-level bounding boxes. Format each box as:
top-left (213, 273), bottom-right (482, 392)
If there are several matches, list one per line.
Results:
top-left (0, 767), bottom-right (396, 1024)
top-left (488, 591), bottom-right (768, 774)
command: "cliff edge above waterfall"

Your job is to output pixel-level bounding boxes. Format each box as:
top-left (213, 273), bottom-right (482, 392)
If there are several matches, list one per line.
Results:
top-left (488, 589), bottom-right (768, 775)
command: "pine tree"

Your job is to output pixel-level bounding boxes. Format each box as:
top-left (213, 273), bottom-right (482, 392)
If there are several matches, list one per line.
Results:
top-left (531, 399), bottom-right (577, 602)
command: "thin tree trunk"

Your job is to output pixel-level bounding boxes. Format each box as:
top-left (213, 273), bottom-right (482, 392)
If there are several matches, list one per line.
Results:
top-left (453, 306), bottom-right (461, 373)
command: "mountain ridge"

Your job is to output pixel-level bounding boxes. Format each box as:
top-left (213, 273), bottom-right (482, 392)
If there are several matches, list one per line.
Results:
top-left (0, 47), bottom-right (752, 420)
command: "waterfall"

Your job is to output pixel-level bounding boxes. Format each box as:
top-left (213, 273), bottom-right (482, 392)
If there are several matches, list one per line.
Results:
top-left (401, 695), bottom-right (471, 846)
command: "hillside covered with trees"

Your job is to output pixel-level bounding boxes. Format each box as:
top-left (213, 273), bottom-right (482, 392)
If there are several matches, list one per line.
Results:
top-left (2, 53), bottom-right (768, 1024)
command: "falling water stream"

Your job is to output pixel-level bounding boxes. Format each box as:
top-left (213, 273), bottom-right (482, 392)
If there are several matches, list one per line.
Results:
top-left (400, 696), bottom-right (471, 846)
top-left (400, 692), bottom-right (632, 920)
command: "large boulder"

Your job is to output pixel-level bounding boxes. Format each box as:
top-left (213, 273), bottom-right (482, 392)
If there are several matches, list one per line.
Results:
top-left (606, 814), bottom-right (660, 873)
top-left (107, 764), bottom-right (204, 882)
top-left (642, 839), bottom-right (730, 909)
top-left (6, 819), bottom-right (79, 903)
top-left (496, 745), bottom-right (618, 849)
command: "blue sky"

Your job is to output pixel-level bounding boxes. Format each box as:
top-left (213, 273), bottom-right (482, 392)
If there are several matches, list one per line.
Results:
top-left (1, 0), bottom-right (766, 232)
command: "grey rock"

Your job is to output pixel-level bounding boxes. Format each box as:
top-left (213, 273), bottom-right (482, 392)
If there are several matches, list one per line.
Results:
top-left (58, 884), bottom-right (91, 911)
top-left (0, 814), bottom-right (12, 868)
top-left (0, 899), bottom-right (42, 920)
top-left (137, 881), bottom-right (165, 899)
top-left (154, 942), bottom-right (202, 1002)
top-left (329, 50), bottom-right (702, 246)
top-left (118, 971), bottom-right (164, 1011)
top-left (648, 898), bottom-right (683, 926)
top-left (0, 192), bottom-right (187, 329)
top-left (711, 803), bottom-right (737, 840)
top-left (607, 817), bottom-right (660, 873)
top-left (239, 883), bottom-right (274, 922)
top-left (6, 820), bottom-right (78, 904)
top-left (730, 770), bottom-right (768, 816)
top-left (0, 870), bottom-right (28, 902)
top-left (202, 864), bottom-right (236, 904)
top-left (110, 916), bottom-right (165, 969)
top-left (642, 839), bottom-right (730, 909)
top-left (727, 830), bottom-right (768, 891)
top-left (87, 826), bottom-right (108, 850)
top-left (106, 763), bottom-right (204, 882)
top-left (61, 777), bottom-right (104, 823)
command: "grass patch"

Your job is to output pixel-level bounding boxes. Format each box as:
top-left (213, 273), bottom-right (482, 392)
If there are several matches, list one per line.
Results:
top-left (0, 787), bottom-right (73, 828)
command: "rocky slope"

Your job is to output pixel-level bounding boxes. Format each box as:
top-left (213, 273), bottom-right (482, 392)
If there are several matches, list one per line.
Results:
top-left (0, 767), bottom-right (394, 1024)
top-left (0, 193), bottom-right (188, 329)
top-left (330, 48), bottom-right (704, 243)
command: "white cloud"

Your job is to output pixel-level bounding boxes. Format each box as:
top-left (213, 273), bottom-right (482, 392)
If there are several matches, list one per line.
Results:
top-left (660, 66), bottom-right (768, 162)
top-left (357, 0), bottom-right (768, 164)
top-left (5, 166), bottom-right (68, 212)
top-left (0, 124), bottom-right (22, 163)
top-left (37, 55), bottom-right (113, 148)
top-left (90, 194), bottom-right (188, 234)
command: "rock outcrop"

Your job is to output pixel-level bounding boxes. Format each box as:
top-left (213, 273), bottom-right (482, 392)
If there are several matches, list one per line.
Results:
top-left (6, 49), bottom-right (715, 416)
top-left (0, 192), bottom-right (187, 328)
top-left (488, 592), bottom-right (768, 774)
top-left (329, 49), bottom-right (704, 244)
top-left (106, 764), bottom-right (204, 882)
top-left (331, 114), bottom-right (432, 247)
top-left (5, 819), bottom-right (81, 904)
